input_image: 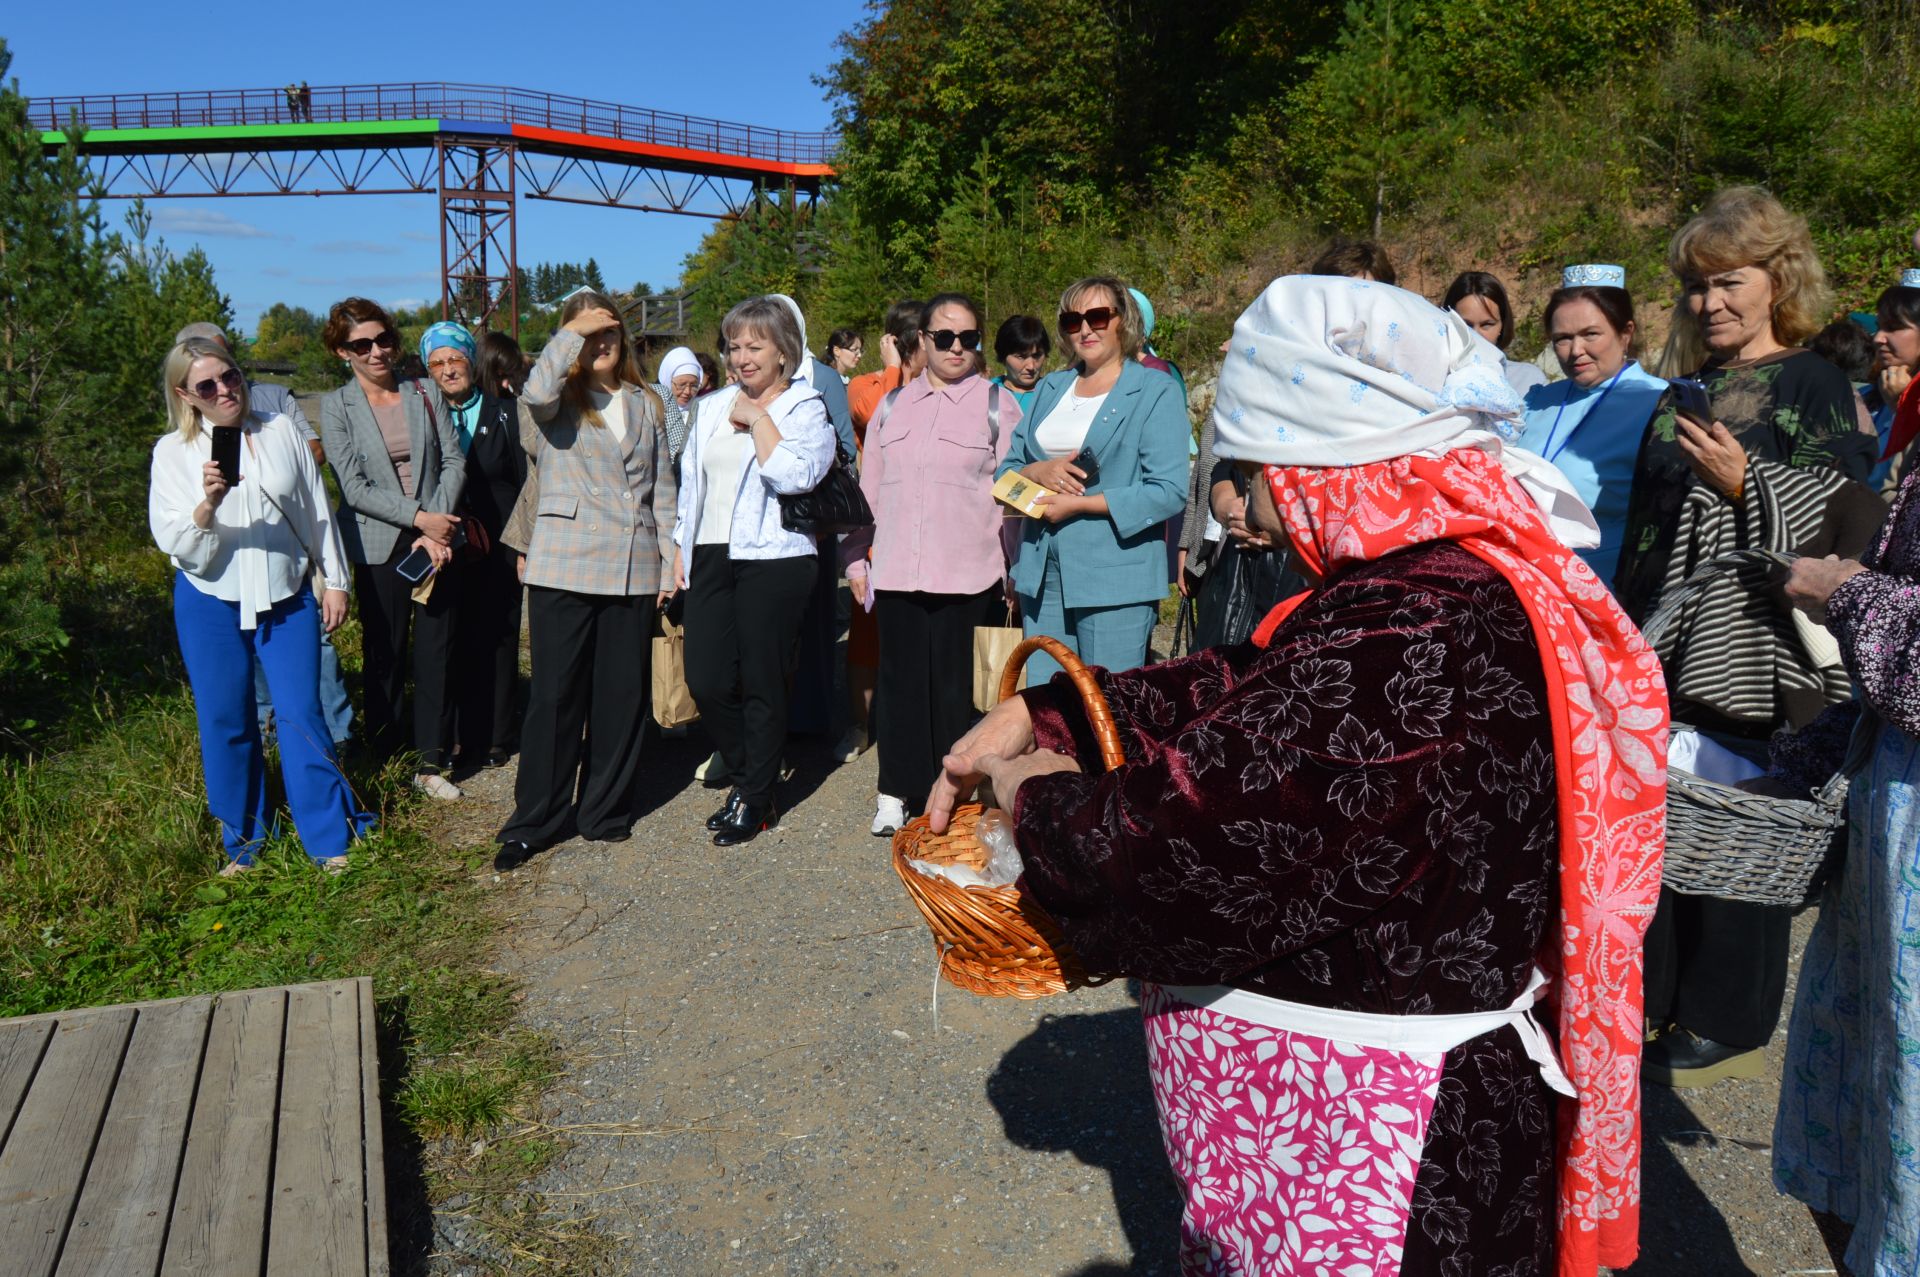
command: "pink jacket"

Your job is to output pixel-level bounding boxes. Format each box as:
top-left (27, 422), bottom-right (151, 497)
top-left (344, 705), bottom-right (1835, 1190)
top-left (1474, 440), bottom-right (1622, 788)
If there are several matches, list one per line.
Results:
top-left (841, 372), bottom-right (1021, 595)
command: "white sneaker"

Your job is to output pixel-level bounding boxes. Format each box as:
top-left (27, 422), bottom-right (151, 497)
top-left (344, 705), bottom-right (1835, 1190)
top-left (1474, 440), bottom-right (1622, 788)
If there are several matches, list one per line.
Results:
top-left (871, 794), bottom-right (907, 838)
top-left (833, 725), bottom-right (869, 763)
top-left (694, 750), bottom-right (721, 782)
top-left (413, 772), bottom-right (463, 800)
top-left (319, 855), bottom-right (351, 876)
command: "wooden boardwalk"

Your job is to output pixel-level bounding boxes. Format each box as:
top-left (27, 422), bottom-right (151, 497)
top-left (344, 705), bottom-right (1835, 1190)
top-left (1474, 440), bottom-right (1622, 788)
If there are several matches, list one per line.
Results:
top-left (0, 978), bottom-right (388, 1277)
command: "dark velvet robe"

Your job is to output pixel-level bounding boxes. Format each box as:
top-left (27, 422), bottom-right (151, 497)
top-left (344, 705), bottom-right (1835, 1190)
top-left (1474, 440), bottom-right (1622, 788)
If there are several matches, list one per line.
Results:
top-left (1013, 540), bottom-right (1561, 1276)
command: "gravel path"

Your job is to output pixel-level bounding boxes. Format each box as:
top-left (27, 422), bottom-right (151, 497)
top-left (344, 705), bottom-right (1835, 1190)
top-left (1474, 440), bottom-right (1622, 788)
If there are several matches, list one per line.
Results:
top-left (429, 725), bottom-right (1841, 1276)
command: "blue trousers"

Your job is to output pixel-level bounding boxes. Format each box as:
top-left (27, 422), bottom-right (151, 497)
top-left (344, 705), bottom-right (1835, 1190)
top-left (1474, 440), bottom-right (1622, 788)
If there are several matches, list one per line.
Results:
top-left (174, 574), bottom-right (375, 863)
top-left (254, 624), bottom-right (353, 745)
top-left (1019, 551), bottom-right (1159, 686)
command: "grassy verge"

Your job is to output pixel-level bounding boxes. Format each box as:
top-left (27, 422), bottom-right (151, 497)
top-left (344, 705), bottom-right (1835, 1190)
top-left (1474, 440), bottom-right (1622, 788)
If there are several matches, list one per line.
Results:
top-left (0, 684), bottom-right (607, 1270)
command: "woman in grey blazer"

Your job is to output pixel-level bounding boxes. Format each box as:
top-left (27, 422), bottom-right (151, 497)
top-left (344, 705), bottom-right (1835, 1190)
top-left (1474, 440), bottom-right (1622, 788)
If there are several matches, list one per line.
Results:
top-left (492, 291), bottom-right (677, 872)
top-left (316, 297), bottom-right (466, 795)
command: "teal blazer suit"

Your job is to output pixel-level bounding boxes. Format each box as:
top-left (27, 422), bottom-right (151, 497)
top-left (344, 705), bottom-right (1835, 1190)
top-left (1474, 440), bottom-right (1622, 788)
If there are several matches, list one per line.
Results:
top-left (997, 361), bottom-right (1190, 610)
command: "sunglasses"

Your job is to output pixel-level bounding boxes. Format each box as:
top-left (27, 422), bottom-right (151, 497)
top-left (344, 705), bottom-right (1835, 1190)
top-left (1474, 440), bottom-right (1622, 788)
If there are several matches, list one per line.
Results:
top-left (1059, 307), bottom-right (1117, 335)
top-left (924, 328), bottom-right (982, 352)
top-left (342, 331), bottom-right (398, 356)
top-left (184, 367), bottom-right (246, 402)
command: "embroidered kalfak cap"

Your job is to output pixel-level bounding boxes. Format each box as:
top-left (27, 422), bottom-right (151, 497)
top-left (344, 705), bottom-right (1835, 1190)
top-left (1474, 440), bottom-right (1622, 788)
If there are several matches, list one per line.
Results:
top-left (1562, 264), bottom-right (1627, 289)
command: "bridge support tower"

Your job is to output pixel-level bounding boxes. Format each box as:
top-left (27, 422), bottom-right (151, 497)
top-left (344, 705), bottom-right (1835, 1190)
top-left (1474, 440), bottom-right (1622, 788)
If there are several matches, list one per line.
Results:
top-left (438, 137), bottom-right (518, 336)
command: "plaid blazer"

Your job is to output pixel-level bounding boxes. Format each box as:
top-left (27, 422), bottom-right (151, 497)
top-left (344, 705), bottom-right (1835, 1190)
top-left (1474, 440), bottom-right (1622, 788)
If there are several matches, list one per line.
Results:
top-left (504, 329), bottom-right (677, 597)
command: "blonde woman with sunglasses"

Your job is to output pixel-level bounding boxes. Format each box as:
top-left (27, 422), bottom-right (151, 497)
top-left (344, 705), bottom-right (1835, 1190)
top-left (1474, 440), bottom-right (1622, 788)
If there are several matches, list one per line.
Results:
top-left (149, 339), bottom-right (375, 874)
top-left (995, 276), bottom-right (1190, 683)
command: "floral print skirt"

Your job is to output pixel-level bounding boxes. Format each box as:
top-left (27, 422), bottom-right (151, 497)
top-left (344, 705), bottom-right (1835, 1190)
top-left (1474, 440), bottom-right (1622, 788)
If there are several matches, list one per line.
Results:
top-left (1775, 724), bottom-right (1920, 1276)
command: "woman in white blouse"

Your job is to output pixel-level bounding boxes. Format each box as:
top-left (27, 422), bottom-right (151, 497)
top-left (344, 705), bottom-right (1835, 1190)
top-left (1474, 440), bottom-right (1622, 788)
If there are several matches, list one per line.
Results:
top-left (148, 340), bottom-right (375, 873)
top-left (672, 296), bottom-right (837, 845)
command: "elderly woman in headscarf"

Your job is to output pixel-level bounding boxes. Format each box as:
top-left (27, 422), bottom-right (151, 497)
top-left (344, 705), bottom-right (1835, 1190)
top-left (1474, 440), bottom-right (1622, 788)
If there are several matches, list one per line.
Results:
top-left (654, 345), bottom-right (702, 464)
top-left (929, 276), bottom-right (1668, 1276)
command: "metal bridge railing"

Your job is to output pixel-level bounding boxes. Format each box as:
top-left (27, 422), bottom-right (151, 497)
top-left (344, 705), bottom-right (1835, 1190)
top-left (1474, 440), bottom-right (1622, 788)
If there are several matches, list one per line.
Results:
top-left (30, 81), bottom-right (839, 166)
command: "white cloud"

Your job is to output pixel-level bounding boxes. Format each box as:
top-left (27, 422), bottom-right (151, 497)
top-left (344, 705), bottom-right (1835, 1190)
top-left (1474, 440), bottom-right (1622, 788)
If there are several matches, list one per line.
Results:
top-left (151, 206), bottom-right (279, 239)
top-left (385, 297), bottom-right (430, 312)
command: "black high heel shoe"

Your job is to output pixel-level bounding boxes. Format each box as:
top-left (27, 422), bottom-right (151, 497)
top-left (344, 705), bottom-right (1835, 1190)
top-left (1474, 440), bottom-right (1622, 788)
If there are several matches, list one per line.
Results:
top-left (712, 798), bottom-right (777, 847)
top-left (705, 788), bottom-right (745, 832)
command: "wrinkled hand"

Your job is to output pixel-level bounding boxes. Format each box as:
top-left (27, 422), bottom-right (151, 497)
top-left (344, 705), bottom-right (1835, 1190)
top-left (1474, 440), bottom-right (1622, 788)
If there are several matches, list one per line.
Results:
top-left (1023, 457), bottom-right (1086, 496)
top-left (201, 459), bottom-right (230, 507)
top-left (673, 548), bottom-right (687, 592)
top-left (927, 696), bottom-right (1036, 833)
top-left (849, 574), bottom-right (869, 608)
top-left (1224, 496), bottom-right (1273, 550)
top-left (729, 394), bottom-right (771, 433)
top-left (1676, 415), bottom-right (1748, 499)
top-left (978, 748), bottom-right (1081, 814)
top-left (320, 588), bottom-right (349, 634)
top-left (1783, 554), bottom-right (1865, 622)
top-left (415, 535), bottom-right (453, 570)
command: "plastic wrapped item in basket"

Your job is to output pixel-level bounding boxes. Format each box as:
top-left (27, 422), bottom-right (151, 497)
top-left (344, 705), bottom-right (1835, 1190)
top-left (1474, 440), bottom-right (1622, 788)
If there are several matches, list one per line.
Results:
top-left (1641, 548), bottom-right (1872, 907)
top-left (891, 635), bottom-right (1123, 998)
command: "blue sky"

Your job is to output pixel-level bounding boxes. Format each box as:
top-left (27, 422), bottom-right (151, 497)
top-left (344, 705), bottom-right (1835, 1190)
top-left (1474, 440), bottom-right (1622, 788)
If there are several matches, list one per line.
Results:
top-left (6, 2), bottom-right (869, 332)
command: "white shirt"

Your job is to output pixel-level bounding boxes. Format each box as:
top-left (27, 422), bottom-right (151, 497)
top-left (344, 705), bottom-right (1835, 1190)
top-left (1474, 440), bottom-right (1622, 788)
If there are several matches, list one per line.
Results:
top-left (149, 411), bottom-right (352, 630)
top-left (593, 388), bottom-right (631, 447)
top-left (1033, 390), bottom-right (1109, 459)
top-left (671, 383), bottom-right (837, 571)
top-left (697, 418), bottom-right (754, 546)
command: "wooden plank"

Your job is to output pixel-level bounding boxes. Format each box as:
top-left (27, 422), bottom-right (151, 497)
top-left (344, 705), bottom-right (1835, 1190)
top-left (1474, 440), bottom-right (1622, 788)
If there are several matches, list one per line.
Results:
top-left (264, 983), bottom-right (364, 1277)
top-left (0, 1020), bottom-right (55, 1148)
top-left (160, 988), bottom-right (287, 1277)
top-left (357, 979), bottom-right (389, 1277)
top-left (54, 998), bottom-right (216, 1277)
top-left (0, 1009), bottom-right (136, 1277)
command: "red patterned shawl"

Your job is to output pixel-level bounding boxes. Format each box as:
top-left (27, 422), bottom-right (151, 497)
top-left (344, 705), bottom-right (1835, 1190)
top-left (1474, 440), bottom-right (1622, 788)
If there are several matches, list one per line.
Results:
top-left (1260, 449), bottom-right (1668, 1276)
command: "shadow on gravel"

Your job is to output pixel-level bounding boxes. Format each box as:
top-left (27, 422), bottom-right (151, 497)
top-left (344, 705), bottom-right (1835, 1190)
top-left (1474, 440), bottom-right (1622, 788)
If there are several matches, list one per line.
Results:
top-left (1617, 1085), bottom-right (1759, 1275)
top-left (986, 1005), bottom-right (1182, 1277)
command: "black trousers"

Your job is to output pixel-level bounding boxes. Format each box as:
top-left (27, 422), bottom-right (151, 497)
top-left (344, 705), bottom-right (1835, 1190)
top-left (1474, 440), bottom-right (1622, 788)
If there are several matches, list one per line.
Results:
top-left (499, 586), bottom-right (655, 846)
top-left (684, 545), bottom-right (817, 806)
top-left (1643, 888), bottom-right (1793, 1048)
top-left (355, 541), bottom-right (459, 771)
top-left (454, 539), bottom-right (523, 756)
top-left (875, 588), bottom-right (998, 813)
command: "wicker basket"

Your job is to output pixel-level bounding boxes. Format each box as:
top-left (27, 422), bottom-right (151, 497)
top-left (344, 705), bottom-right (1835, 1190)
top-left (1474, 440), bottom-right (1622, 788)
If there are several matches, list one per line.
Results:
top-left (891, 635), bottom-right (1124, 998)
top-left (1644, 548), bottom-right (1872, 907)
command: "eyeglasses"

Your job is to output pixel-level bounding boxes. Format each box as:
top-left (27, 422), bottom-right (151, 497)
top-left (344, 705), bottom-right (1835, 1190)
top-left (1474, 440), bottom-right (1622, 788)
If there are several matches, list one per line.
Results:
top-left (924, 328), bottom-right (982, 352)
top-left (343, 331), bottom-right (398, 356)
top-left (427, 355), bottom-right (470, 373)
top-left (1059, 307), bottom-right (1117, 335)
top-left (185, 367), bottom-right (246, 402)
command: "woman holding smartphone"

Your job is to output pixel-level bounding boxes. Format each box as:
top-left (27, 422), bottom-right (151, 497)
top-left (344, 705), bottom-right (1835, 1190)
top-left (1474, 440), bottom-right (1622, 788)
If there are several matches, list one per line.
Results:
top-left (493, 292), bottom-right (677, 871)
top-left (1617, 187), bottom-right (1883, 1090)
top-left (316, 297), bottom-right (467, 796)
top-left (996, 276), bottom-right (1189, 684)
top-left (150, 339), bottom-right (374, 873)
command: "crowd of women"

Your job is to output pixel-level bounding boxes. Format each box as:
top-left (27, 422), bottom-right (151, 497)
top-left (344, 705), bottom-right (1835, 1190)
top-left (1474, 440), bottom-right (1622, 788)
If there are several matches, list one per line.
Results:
top-left (148, 180), bottom-right (1920, 1275)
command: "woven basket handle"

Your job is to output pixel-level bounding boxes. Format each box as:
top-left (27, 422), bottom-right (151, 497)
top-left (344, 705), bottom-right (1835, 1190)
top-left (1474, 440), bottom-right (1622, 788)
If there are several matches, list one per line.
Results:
top-left (996, 635), bottom-right (1128, 773)
top-left (1638, 548), bottom-right (1795, 650)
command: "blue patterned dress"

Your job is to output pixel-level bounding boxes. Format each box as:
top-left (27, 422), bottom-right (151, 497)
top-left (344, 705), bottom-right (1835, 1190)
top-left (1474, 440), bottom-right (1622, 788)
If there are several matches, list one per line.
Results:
top-left (1773, 462), bottom-right (1920, 1275)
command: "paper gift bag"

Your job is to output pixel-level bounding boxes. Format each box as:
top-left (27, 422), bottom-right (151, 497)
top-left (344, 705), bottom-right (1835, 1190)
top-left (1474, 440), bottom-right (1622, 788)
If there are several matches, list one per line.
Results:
top-left (652, 617), bottom-right (700, 729)
top-left (973, 608), bottom-right (1027, 713)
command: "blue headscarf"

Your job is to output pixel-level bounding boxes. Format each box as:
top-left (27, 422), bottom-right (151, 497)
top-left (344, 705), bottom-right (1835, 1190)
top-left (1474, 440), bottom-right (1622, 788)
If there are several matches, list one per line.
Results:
top-left (418, 321), bottom-right (476, 366)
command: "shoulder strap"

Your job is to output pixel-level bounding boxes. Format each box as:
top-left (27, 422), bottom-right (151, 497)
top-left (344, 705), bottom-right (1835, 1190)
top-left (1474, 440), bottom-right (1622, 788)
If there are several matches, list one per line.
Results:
top-left (987, 382), bottom-right (1001, 450)
top-left (869, 386), bottom-right (904, 438)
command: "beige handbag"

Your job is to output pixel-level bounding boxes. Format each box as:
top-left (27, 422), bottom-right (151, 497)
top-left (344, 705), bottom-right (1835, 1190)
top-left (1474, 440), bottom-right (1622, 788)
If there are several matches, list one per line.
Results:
top-left (651, 617), bottom-right (699, 728)
top-left (972, 605), bottom-right (1027, 713)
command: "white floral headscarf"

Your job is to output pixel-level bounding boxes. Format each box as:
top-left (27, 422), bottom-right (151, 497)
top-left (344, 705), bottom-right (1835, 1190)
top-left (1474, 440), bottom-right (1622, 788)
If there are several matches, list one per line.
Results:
top-left (1211, 275), bottom-right (1599, 550)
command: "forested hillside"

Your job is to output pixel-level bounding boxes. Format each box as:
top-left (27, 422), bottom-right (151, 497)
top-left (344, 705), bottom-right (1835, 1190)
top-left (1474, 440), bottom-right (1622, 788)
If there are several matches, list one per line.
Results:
top-left (684, 0), bottom-right (1920, 371)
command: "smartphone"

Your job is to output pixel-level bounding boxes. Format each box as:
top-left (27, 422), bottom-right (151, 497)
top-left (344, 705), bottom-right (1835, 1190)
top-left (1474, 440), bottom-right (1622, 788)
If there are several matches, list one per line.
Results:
top-left (394, 544), bottom-right (435, 584)
top-left (1668, 378), bottom-right (1712, 424)
top-left (1069, 444), bottom-right (1101, 485)
top-left (211, 425), bottom-right (241, 486)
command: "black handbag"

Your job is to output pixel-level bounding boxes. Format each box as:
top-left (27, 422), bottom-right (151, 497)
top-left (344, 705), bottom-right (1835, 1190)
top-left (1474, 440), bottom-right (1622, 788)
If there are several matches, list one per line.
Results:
top-left (778, 444), bottom-right (873, 536)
